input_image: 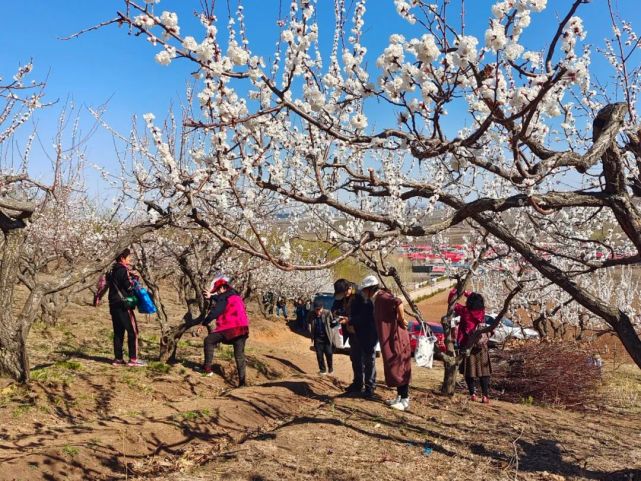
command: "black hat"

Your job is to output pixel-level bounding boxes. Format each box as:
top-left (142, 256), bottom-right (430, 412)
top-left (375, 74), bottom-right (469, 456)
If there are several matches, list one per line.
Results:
top-left (313, 300), bottom-right (324, 309)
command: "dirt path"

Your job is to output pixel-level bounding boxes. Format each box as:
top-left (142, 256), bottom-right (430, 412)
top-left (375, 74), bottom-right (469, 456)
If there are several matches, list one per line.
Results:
top-left (1, 303), bottom-right (640, 481)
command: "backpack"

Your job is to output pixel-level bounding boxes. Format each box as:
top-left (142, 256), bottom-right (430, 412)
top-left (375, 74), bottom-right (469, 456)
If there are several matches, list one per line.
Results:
top-left (93, 273), bottom-right (109, 307)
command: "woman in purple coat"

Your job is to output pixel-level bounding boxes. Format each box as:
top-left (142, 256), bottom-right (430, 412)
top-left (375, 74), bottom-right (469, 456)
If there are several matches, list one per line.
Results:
top-left (360, 275), bottom-right (412, 411)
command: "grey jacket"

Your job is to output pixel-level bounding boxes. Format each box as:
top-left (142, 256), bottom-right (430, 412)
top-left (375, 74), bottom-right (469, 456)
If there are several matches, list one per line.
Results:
top-left (307, 308), bottom-right (338, 345)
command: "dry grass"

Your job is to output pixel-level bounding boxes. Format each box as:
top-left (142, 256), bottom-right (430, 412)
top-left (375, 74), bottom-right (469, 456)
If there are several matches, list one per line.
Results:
top-left (603, 364), bottom-right (641, 414)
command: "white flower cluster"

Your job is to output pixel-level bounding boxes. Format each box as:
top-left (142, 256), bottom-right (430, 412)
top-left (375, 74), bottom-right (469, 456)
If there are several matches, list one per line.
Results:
top-left (155, 46), bottom-right (176, 66)
top-left (159, 11), bottom-right (179, 36)
top-left (562, 16), bottom-right (586, 53)
top-left (394, 0), bottom-right (418, 25)
top-left (407, 34), bottom-right (440, 64)
top-left (451, 35), bottom-right (478, 68)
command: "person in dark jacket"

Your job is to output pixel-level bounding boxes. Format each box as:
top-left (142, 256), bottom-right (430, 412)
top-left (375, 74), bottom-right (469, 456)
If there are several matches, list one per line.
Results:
top-left (308, 300), bottom-right (338, 375)
top-left (197, 278), bottom-right (250, 387)
top-left (101, 248), bottom-right (145, 367)
top-left (332, 279), bottom-right (378, 397)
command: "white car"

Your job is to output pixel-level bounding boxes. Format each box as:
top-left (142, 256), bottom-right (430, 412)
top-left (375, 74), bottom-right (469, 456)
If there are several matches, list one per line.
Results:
top-left (485, 314), bottom-right (539, 345)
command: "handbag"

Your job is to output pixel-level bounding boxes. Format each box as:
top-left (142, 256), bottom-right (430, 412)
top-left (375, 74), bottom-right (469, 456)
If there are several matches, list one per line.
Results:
top-left (112, 276), bottom-right (138, 309)
top-left (415, 322), bottom-right (436, 369)
top-left (132, 281), bottom-right (157, 314)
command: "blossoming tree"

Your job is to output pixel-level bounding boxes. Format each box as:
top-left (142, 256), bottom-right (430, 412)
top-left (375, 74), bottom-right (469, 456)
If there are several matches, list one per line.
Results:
top-left (0, 66), bottom-right (174, 382)
top-left (104, 0), bottom-right (641, 392)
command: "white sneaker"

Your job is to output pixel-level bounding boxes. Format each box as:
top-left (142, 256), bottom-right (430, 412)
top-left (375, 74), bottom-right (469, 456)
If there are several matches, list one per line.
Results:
top-left (385, 395), bottom-right (401, 406)
top-left (390, 398), bottom-right (410, 411)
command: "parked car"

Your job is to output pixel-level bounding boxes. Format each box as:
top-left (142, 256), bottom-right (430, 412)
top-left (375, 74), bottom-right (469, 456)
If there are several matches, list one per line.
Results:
top-left (485, 314), bottom-right (539, 346)
top-left (312, 292), bottom-right (381, 354)
top-left (407, 320), bottom-right (450, 354)
top-left (312, 292), bottom-right (335, 310)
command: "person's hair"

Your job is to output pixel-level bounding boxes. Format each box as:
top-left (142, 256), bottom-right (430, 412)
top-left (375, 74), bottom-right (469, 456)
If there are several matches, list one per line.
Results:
top-left (116, 248), bottom-right (131, 262)
top-left (363, 285), bottom-right (379, 295)
top-left (333, 278), bottom-right (351, 294)
top-left (466, 292), bottom-right (485, 310)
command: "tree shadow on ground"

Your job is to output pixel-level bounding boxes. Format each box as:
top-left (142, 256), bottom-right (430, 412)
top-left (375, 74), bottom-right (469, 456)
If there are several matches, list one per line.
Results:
top-left (258, 380), bottom-right (333, 402)
top-left (55, 349), bottom-right (113, 365)
top-left (285, 319), bottom-right (310, 337)
top-left (262, 354), bottom-right (306, 374)
top-left (471, 439), bottom-right (641, 481)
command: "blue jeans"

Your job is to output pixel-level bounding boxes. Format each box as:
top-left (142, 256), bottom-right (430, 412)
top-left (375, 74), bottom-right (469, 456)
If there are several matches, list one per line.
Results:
top-left (349, 334), bottom-right (377, 390)
top-left (276, 306), bottom-right (288, 319)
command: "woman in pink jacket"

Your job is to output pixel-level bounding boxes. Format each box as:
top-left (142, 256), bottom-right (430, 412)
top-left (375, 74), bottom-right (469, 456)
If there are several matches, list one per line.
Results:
top-left (449, 289), bottom-right (491, 403)
top-left (198, 278), bottom-right (249, 386)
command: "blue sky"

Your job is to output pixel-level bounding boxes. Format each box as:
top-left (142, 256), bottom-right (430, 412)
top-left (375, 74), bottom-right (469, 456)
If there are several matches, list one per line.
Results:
top-left (1, 0), bottom-right (638, 195)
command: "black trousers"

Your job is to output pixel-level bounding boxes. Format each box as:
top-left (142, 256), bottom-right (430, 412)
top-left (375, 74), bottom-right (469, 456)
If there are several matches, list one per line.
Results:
top-left (397, 384), bottom-right (410, 399)
top-left (349, 335), bottom-right (377, 389)
top-left (204, 332), bottom-right (247, 386)
top-left (110, 305), bottom-right (138, 360)
top-left (465, 376), bottom-right (490, 396)
top-left (314, 338), bottom-right (333, 372)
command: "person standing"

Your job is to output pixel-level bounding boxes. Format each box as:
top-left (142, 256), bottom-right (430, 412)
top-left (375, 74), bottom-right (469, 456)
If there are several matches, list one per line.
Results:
top-left (198, 278), bottom-right (250, 387)
top-left (276, 295), bottom-right (288, 320)
top-left (450, 289), bottom-right (492, 403)
top-left (262, 291), bottom-right (275, 315)
top-left (295, 298), bottom-right (307, 331)
top-left (308, 300), bottom-right (338, 375)
top-left (100, 248), bottom-right (145, 367)
top-left (361, 275), bottom-right (412, 411)
top-left (332, 278), bottom-right (378, 397)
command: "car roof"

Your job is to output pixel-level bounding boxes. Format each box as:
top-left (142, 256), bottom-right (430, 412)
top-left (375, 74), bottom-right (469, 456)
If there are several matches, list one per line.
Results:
top-left (408, 320), bottom-right (444, 332)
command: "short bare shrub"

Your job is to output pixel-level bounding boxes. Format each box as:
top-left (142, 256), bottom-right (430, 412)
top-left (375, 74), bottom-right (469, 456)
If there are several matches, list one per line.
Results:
top-left (491, 341), bottom-right (603, 409)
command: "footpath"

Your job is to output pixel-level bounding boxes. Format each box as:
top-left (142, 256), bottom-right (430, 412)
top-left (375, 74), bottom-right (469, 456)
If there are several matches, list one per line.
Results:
top-left (409, 277), bottom-right (455, 301)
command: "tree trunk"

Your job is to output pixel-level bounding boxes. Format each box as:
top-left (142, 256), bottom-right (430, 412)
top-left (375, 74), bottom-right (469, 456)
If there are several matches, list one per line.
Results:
top-left (613, 311), bottom-right (641, 369)
top-left (0, 326), bottom-right (29, 382)
top-left (441, 356), bottom-right (460, 396)
top-left (0, 229), bottom-right (30, 381)
top-left (0, 287), bottom-right (45, 382)
top-left (159, 316), bottom-right (195, 363)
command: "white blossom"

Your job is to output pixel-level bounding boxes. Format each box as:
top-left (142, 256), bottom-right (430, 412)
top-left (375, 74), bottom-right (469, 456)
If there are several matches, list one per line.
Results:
top-left (350, 113), bottom-right (368, 130)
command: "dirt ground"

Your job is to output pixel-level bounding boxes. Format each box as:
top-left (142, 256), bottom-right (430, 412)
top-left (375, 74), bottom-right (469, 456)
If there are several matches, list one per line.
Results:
top-left (1, 291), bottom-right (640, 481)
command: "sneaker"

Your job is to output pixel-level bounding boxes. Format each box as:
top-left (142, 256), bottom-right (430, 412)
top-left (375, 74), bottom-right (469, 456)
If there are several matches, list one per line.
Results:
top-left (470, 394), bottom-right (478, 402)
top-left (127, 359), bottom-right (146, 367)
top-left (204, 371), bottom-right (214, 377)
top-left (112, 359), bottom-right (126, 367)
top-left (362, 388), bottom-right (375, 399)
top-left (385, 395), bottom-right (401, 406)
top-left (327, 370), bottom-right (334, 375)
top-left (482, 396), bottom-right (490, 404)
top-left (319, 371), bottom-right (328, 376)
top-left (390, 398), bottom-right (410, 411)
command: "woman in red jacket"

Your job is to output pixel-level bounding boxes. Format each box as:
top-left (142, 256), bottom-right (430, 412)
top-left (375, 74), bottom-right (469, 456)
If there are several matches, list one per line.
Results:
top-left (449, 289), bottom-right (491, 403)
top-left (197, 278), bottom-right (249, 386)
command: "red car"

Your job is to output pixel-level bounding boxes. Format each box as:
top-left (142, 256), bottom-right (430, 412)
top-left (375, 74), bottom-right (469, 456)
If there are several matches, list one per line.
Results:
top-left (408, 320), bottom-right (451, 354)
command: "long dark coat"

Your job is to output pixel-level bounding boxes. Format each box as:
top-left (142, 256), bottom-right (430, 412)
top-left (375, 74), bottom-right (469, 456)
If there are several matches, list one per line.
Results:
top-left (373, 289), bottom-right (412, 387)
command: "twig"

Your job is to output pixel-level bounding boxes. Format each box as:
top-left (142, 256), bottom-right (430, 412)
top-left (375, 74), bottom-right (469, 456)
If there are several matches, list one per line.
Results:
top-left (512, 426), bottom-right (524, 480)
top-left (59, 18), bottom-right (122, 41)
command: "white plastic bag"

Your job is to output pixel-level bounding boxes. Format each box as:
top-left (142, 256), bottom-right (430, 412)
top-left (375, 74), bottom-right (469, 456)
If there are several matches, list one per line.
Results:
top-left (415, 335), bottom-right (436, 369)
